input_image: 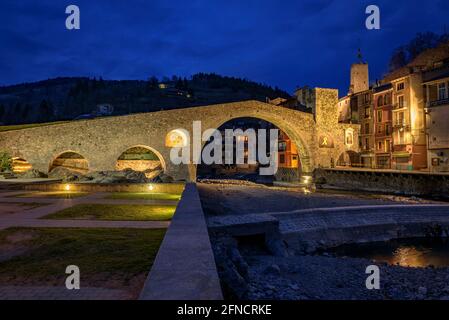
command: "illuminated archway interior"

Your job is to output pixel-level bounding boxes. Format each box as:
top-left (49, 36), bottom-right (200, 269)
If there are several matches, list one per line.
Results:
top-left (116, 146), bottom-right (163, 178)
top-left (196, 117), bottom-right (301, 182)
top-left (49, 152), bottom-right (89, 174)
top-left (11, 157), bottom-right (32, 174)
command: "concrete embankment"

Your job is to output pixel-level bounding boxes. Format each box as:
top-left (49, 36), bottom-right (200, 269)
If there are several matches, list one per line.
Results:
top-left (209, 204), bottom-right (449, 254)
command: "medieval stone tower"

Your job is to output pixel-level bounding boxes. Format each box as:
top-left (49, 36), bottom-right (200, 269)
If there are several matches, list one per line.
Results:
top-left (349, 50), bottom-right (369, 94)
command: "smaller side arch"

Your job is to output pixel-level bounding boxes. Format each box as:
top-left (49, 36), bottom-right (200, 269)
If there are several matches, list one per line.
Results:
top-left (115, 145), bottom-right (167, 177)
top-left (49, 150), bottom-right (89, 174)
top-left (11, 157), bottom-right (32, 174)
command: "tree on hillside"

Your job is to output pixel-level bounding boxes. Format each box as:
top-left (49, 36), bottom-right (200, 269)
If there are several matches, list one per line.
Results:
top-left (21, 103), bottom-right (31, 122)
top-left (407, 32), bottom-right (441, 61)
top-left (38, 99), bottom-right (54, 122)
top-left (389, 31), bottom-right (449, 72)
top-left (0, 104), bottom-right (5, 122)
top-left (147, 76), bottom-right (159, 90)
top-left (389, 46), bottom-right (408, 72)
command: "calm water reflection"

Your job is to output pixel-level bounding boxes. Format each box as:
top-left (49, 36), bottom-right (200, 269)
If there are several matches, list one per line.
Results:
top-left (327, 238), bottom-right (449, 268)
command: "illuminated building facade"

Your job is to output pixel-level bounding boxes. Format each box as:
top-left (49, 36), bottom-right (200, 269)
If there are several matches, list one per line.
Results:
top-left (373, 84), bottom-right (393, 169)
top-left (424, 69), bottom-right (449, 172)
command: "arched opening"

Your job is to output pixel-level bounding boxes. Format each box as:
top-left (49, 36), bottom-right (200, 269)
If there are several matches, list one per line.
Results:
top-left (337, 151), bottom-right (361, 168)
top-left (196, 117), bottom-right (302, 183)
top-left (116, 146), bottom-right (165, 179)
top-left (49, 151), bottom-right (89, 174)
top-left (11, 157), bottom-right (32, 174)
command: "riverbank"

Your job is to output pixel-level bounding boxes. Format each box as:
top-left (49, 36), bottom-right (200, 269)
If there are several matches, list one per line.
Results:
top-left (199, 182), bottom-right (449, 300)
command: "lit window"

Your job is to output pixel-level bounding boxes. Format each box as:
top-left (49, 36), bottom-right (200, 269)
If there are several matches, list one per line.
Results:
top-left (377, 110), bottom-right (383, 122)
top-left (397, 95), bottom-right (404, 108)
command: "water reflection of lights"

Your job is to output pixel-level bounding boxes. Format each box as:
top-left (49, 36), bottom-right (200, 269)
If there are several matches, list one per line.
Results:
top-left (392, 246), bottom-right (428, 268)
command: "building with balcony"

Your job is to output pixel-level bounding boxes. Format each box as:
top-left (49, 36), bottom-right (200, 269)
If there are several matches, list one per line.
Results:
top-left (382, 41), bottom-right (449, 171)
top-left (356, 89), bottom-right (375, 167)
top-left (424, 68), bottom-right (449, 172)
top-left (387, 73), bottom-right (427, 170)
top-left (373, 84), bottom-right (393, 168)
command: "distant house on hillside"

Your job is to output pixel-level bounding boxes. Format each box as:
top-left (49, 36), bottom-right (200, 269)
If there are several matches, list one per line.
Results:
top-left (73, 103), bottom-right (114, 120)
top-left (93, 103), bottom-right (114, 116)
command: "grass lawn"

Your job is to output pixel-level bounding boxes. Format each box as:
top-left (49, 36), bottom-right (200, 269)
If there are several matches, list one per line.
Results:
top-left (0, 227), bottom-right (166, 296)
top-left (106, 192), bottom-right (181, 201)
top-left (12, 191), bottom-right (89, 199)
top-left (43, 204), bottom-right (176, 221)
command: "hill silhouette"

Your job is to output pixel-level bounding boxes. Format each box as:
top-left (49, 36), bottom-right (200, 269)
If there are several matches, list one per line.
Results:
top-left (0, 73), bottom-right (289, 125)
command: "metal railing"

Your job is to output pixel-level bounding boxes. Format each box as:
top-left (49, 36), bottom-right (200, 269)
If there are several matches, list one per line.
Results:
top-left (427, 98), bottom-right (449, 107)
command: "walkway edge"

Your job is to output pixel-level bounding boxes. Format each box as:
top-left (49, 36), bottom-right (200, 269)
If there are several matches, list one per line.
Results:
top-left (139, 183), bottom-right (223, 300)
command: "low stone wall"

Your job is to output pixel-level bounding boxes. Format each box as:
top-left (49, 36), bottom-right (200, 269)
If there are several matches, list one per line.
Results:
top-left (139, 183), bottom-right (223, 300)
top-left (23, 182), bottom-right (185, 194)
top-left (314, 168), bottom-right (449, 197)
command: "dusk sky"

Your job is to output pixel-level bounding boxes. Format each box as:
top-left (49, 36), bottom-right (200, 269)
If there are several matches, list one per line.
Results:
top-left (1, 0), bottom-right (448, 96)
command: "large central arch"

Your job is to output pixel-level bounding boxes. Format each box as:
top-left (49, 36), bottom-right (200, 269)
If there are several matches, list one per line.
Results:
top-left (201, 114), bottom-right (313, 174)
top-left (196, 116), bottom-right (305, 181)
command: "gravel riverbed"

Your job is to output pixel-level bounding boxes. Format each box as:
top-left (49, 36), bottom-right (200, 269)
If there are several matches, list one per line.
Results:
top-left (200, 182), bottom-right (449, 300)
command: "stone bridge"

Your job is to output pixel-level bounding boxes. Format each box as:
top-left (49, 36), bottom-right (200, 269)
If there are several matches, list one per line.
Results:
top-left (0, 88), bottom-right (360, 181)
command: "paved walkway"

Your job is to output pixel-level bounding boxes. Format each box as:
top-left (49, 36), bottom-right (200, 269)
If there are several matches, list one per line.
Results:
top-left (0, 286), bottom-right (130, 300)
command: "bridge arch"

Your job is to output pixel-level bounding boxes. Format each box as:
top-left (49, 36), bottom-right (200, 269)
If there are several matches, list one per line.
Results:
top-left (114, 145), bottom-right (166, 174)
top-left (11, 157), bottom-right (32, 174)
top-left (49, 150), bottom-right (89, 174)
top-left (202, 113), bottom-right (313, 174)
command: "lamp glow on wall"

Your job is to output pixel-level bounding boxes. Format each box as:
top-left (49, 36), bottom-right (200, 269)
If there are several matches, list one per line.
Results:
top-left (165, 129), bottom-right (188, 147)
top-left (148, 184), bottom-right (154, 191)
top-left (64, 184), bottom-right (71, 191)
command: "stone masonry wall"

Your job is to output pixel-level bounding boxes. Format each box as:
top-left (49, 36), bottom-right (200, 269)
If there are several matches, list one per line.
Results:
top-left (314, 168), bottom-right (449, 197)
top-left (0, 99), bottom-right (360, 181)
